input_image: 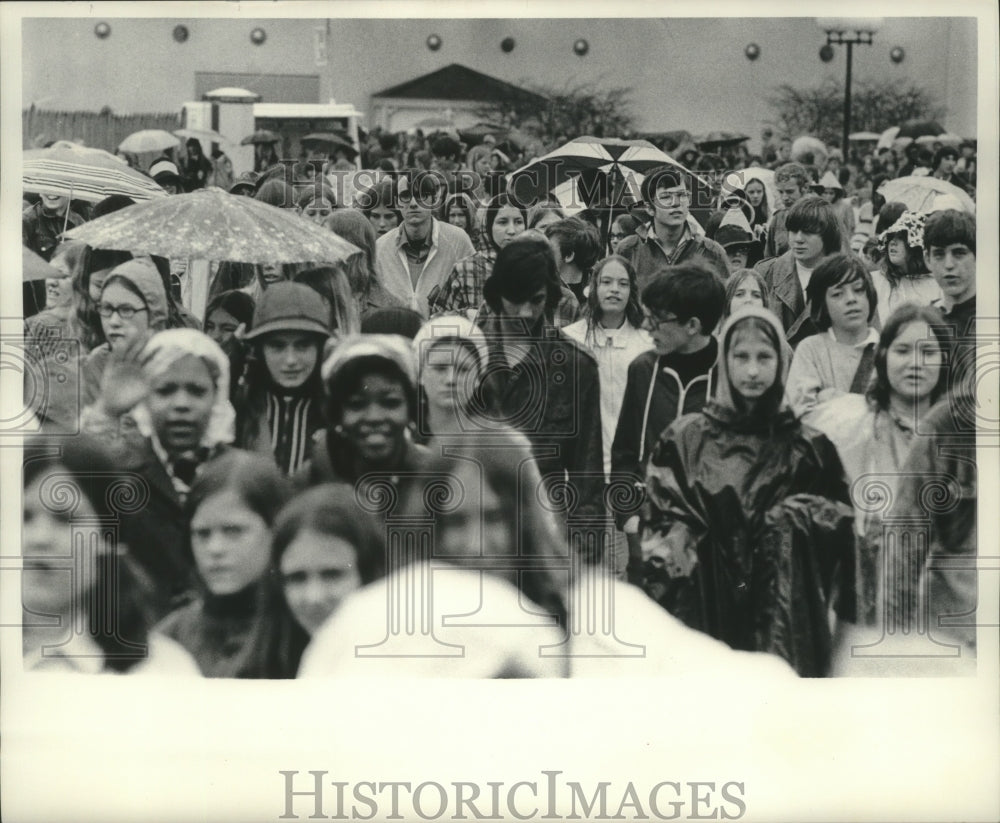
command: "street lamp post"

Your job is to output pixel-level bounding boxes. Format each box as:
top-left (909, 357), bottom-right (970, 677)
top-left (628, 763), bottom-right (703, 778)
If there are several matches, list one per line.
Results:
top-left (817, 18), bottom-right (882, 161)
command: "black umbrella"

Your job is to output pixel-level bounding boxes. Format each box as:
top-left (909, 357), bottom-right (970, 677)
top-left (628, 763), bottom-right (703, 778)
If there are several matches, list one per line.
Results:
top-left (301, 132), bottom-right (357, 157)
top-left (240, 129), bottom-right (280, 146)
top-left (896, 120), bottom-right (946, 140)
top-left (696, 131), bottom-right (750, 150)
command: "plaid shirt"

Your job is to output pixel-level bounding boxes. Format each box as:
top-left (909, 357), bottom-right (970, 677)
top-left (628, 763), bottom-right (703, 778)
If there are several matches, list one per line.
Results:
top-left (430, 249), bottom-right (496, 315)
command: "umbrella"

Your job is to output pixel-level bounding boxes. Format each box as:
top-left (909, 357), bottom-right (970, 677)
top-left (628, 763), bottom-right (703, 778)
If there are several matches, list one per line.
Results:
top-left (64, 187), bottom-right (362, 264)
top-left (896, 119), bottom-right (946, 140)
top-left (458, 122), bottom-right (508, 142)
top-left (174, 128), bottom-right (229, 145)
top-left (507, 135), bottom-right (706, 211)
top-left (23, 140), bottom-right (168, 203)
top-left (877, 176), bottom-right (975, 216)
top-left (695, 131), bottom-right (750, 150)
top-left (241, 129), bottom-right (280, 146)
top-left (791, 135), bottom-right (827, 164)
top-left (877, 127), bottom-right (900, 150)
top-left (915, 133), bottom-right (963, 147)
top-left (22, 247), bottom-right (63, 281)
top-left (849, 131), bottom-right (881, 141)
top-left (119, 129), bottom-right (180, 154)
top-left (301, 132), bottom-right (357, 156)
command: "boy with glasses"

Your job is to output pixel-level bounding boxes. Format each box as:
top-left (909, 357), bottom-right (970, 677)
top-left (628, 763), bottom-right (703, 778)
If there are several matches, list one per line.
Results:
top-left (610, 264), bottom-right (725, 582)
top-left (617, 166), bottom-right (729, 293)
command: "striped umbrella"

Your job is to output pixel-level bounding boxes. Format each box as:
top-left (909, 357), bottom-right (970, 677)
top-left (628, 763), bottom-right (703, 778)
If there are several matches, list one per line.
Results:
top-left (64, 187), bottom-right (362, 264)
top-left (506, 135), bottom-right (706, 210)
top-left (23, 141), bottom-right (167, 203)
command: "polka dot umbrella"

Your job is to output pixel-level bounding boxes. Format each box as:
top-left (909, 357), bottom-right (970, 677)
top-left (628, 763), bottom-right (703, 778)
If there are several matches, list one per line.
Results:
top-left (64, 187), bottom-right (361, 264)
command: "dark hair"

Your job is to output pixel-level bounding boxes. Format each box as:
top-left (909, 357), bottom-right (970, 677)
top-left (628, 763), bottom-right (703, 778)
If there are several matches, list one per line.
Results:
top-left (205, 290), bottom-right (255, 330)
top-left (440, 192), bottom-right (479, 241)
top-left (402, 431), bottom-right (568, 625)
top-left (923, 209), bottom-right (975, 255)
top-left (186, 451), bottom-right (293, 529)
top-left (723, 314), bottom-right (786, 417)
top-left (785, 195), bottom-right (842, 254)
top-left (297, 184), bottom-right (337, 211)
top-left (640, 263), bottom-right (725, 335)
top-left (544, 216), bottom-right (601, 275)
top-left (359, 307), bottom-right (424, 338)
top-left (483, 234), bottom-right (563, 316)
top-left (866, 303), bottom-right (949, 410)
top-left (806, 254), bottom-right (877, 330)
top-left (357, 176), bottom-right (401, 220)
top-left (874, 201), bottom-right (908, 236)
top-left (431, 135), bottom-right (461, 159)
top-left (640, 165), bottom-right (691, 205)
top-left (255, 178), bottom-right (296, 209)
top-left (612, 213), bottom-right (639, 237)
top-left (722, 268), bottom-right (772, 320)
top-left (396, 167), bottom-right (442, 208)
top-left (91, 194), bottom-right (135, 219)
top-left (481, 193), bottom-right (527, 253)
top-left (271, 483), bottom-right (386, 588)
top-left (23, 435), bottom-right (159, 672)
top-left (584, 255), bottom-right (644, 329)
top-left (100, 273), bottom-right (147, 307)
top-left (742, 177), bottom-right (770, 225)
top-left (323, 355), bottom-right (418, 427)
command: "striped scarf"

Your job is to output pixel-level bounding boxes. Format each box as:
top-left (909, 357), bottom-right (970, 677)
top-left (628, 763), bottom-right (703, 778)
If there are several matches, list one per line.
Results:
top-left (265, 393), bottom-right (315, 476)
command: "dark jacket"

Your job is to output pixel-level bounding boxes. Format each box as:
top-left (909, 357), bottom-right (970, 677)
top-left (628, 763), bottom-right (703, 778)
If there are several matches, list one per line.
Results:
top-left (610, 342), bottom-right (718, 526)
top-left (117, 440), bottom-right (236, 621)
top-left (477, 320), bottom-right (606, 525)
top-left (617, 225), bottom-right (730, 293)
top-left (754, 251), bottom-right (819, 348)
top-left (641, 403), bottom-right (853, 675)
top-left (22, 201), bottom-right (85, 261)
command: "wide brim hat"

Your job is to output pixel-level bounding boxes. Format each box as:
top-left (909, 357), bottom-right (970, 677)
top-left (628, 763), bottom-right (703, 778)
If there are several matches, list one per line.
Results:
top-left (149, 158), bottom-right (183, 188)
top-left (242, 281), bottom-right (331, 340)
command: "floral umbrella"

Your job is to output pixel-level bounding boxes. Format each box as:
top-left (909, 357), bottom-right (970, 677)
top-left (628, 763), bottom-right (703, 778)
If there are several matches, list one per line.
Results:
top-left (23, 141), bottom-right (168, 203)
top-left (64, 187), bottom-right (362, 264)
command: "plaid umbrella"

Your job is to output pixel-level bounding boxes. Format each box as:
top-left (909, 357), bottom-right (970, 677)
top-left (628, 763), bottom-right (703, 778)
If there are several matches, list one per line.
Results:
top-left (64, 187), bottom-right (362, 264)
top-left (878, 176), bottom-right (975, 216)
top-left (118, 129), bottom-right (180, 154)
top-left (23, 141), bottom-right (168, 203)
top-left (506, 135), bottom-right (704, 210)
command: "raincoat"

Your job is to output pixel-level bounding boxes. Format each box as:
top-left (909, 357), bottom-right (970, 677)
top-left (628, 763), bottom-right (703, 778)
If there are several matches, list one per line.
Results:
top-left (641, 307), bottom-right (855, 675)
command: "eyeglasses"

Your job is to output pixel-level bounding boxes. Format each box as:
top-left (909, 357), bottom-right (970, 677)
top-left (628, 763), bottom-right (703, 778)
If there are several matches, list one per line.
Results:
top-left (653, 190), bottom-right (690, 206)
top-left (641, 312), bottom-right (680, 331)
top-left (98, 303), bottom-right (148, 320)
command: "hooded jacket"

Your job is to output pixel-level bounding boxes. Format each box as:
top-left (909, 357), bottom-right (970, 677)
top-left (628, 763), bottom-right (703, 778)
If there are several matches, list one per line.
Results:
top-left (640, 307), bottom-right (854, 675)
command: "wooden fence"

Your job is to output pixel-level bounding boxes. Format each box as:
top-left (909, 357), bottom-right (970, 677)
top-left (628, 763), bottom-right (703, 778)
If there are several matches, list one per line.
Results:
top-left (22, 107), bottom-right (182, 153)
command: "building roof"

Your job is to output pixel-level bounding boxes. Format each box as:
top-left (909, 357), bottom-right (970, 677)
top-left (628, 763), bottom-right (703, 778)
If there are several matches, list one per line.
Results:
top-left (371, 64), bottom-right (547, 105)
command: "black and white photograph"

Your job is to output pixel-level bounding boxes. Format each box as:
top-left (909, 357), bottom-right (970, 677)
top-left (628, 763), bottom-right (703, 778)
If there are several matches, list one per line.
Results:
top-left (1, 2), bottom-right (997, 821)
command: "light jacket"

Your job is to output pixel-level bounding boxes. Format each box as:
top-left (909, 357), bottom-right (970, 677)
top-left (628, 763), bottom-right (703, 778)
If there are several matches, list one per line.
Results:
top-left (374, 218), bottom-right (475, 317)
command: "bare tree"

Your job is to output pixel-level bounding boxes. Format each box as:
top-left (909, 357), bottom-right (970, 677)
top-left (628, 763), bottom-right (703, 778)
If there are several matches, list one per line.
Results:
top-left (768, 79), bottom-right (946, 144)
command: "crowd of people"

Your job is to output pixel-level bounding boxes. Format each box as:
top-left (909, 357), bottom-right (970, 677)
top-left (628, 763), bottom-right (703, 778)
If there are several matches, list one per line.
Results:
top-left (19, 116), bottom-right (980, 679)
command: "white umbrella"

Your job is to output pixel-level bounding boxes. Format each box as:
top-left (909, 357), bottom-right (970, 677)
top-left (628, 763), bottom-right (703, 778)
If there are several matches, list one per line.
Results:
top-left (119, 129), bottom-right (180, 154)
top-left (876, 127), bottom-right (900, 150)
top-left (878, 176), bottom-right (975, 216)
top-left (174, 128), bottom-right (229, 145)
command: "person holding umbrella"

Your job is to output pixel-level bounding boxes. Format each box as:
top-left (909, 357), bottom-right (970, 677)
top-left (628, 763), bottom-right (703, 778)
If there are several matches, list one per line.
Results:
top-left (181, 138), bottom-right (213, 191)
top-left (616, 166), bottom-right (730, 293)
